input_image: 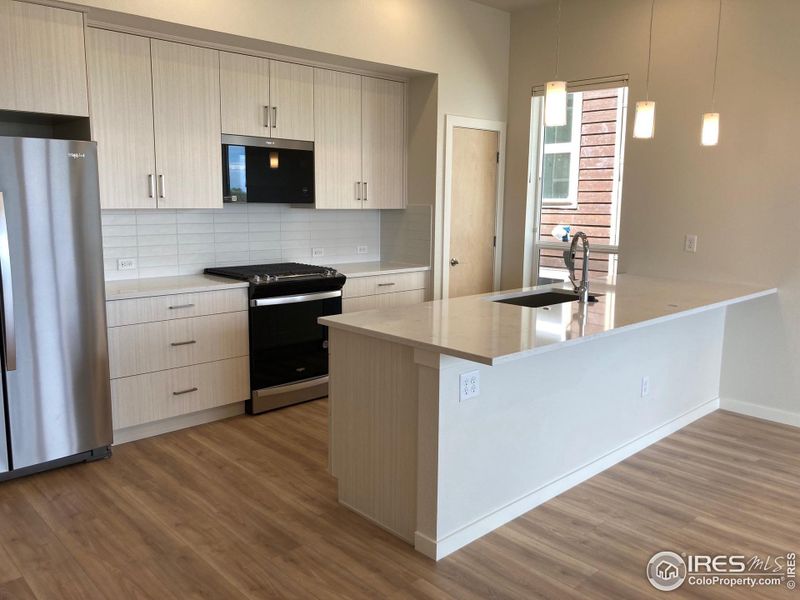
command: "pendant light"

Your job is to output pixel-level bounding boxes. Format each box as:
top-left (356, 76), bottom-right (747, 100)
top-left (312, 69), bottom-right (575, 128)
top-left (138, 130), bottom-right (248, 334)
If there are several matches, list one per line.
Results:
top-left (702, 0), bottom-right (723, 146)
top-left (544, 0), bottom-right (567, 127)
top-left (633, 0), bottom-right (657, 139)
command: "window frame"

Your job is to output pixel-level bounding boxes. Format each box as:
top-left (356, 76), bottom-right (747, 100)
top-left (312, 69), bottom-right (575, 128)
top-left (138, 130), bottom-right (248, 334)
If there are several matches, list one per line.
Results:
top-left (539, 92), bottom-right (583, 208)
top-left (529, 84), bottom-right (629, 286)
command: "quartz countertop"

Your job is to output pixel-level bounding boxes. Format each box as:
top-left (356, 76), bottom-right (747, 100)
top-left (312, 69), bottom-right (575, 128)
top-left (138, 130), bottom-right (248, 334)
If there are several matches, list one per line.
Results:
top-left (323, 261), bottom-right (430, 278)
top-left (105, 274), bottom-right (249, 301)
top-left (319, 275), bottom-right (776, 365)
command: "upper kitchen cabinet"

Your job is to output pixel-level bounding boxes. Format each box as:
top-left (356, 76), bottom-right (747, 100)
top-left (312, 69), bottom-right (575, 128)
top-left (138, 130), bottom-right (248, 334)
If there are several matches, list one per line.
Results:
top-left (314, 69), bottom-right (363, 209)
top-left (89, 32), bottom-right (223, 210)
top-left (87, 29), bottom-right (156, 210)
top-left (314, 69), bottom-right (406, 210)
top-left (220, 52), bottom-right (313, 141)
top-left (220, 52), bottom-right (270, 138)
top-left (362, 77), bottom-right (405, 210)
top-left (0, 1), bottom-right (88, 116)
top-left (151, 40), bottom-right (222, 209)
top-left (269, 60), bottom-right (314, 141)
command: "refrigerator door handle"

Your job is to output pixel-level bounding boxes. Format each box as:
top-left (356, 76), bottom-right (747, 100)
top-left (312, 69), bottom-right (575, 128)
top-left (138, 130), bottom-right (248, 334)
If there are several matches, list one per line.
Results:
top-left (0, 192), bottom-right (15, 372)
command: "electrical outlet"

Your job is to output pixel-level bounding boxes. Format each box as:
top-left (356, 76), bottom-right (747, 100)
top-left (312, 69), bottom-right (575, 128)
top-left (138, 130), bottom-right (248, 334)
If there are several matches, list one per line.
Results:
top-left (357, 245), bottom-right (368, 255)
top-left (641, 376), bottom-right (650, 398)
top-left (459, 370), bottom-right (480, 402)
top-left (117, 258), bottom-right (137, 271)
top-left (312, 247), bottom-right (324, 258)
top-left (684, 234), bottom-right (698, 253)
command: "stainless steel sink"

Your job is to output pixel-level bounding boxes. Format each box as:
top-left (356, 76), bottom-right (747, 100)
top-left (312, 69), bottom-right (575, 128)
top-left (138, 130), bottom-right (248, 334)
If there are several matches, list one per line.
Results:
top-left (494, 290), bottom-right (599, 308)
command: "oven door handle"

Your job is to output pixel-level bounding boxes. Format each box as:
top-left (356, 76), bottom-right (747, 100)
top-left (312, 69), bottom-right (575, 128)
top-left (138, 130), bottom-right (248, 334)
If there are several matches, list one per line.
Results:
top-left (250, 290), bottom-right (342, 307)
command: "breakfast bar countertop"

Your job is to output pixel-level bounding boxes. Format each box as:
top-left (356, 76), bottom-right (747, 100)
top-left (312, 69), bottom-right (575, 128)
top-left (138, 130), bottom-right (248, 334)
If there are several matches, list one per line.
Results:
top-left (320, 275), bottom-right (776, 365)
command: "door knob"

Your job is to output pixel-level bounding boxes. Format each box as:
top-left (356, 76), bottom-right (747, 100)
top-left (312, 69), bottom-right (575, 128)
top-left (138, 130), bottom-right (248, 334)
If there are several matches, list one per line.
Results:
top-left (450, 258), bottom-right (459, 266)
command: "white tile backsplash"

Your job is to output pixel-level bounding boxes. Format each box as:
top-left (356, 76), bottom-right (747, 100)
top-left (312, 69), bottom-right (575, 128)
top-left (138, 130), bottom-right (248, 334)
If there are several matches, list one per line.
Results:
top-left (102, 203), bottom-right (381, 281)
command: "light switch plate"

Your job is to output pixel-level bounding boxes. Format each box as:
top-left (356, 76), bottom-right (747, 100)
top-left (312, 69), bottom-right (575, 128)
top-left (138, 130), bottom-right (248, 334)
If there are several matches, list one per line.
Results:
top-left (117, 258), bottom-right (137, 271)
top-left (312, 247), bottom-right (324, 258)
top-left (459, 370), bottom-right (480, 402)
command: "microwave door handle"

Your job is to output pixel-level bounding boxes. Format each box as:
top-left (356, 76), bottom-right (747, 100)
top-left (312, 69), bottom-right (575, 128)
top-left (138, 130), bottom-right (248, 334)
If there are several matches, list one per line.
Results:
top-left (0, 193), bottom-right (15, 371)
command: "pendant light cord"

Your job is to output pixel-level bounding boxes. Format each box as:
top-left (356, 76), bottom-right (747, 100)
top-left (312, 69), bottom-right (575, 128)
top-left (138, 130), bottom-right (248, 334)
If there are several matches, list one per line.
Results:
top-left (645, 0), bottom-right (655, 100)
top-left (711, 0), bottom-right (723, 109)
top-left (554, 0), bottom-right (562, 78)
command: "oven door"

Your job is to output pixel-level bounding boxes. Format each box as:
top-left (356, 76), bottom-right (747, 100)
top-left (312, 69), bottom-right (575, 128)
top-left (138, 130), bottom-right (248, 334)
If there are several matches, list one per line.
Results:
top-left (249, 290), bottom-right (341, 398)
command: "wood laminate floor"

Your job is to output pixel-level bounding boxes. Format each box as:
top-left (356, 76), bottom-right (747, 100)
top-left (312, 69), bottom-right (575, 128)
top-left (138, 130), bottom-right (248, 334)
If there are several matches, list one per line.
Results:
top-left (0, 403), bottom-right (797, 599)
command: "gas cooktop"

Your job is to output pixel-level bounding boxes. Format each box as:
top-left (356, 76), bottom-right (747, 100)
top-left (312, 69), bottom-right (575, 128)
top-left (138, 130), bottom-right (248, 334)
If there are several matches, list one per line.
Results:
top-left (205, 262), bottom-right (346, 298)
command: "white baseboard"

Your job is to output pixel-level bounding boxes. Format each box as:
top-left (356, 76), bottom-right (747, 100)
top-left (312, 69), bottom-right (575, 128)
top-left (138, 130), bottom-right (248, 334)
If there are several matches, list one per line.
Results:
top-left (415, 398), bottom-right (720, 561)
top-left (113, 402), bottom-right (246, 444)
top-left (721, 398), bottom-right (800, 428)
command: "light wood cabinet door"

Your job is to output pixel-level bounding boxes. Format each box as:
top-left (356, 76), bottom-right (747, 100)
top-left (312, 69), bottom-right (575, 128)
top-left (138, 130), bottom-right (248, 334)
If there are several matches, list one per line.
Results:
top-left (87, 29), bottom-right (157, 209)
top-left (313, 68), bottom-right (362, 209)
top-left (0, 0), bottom-right (88, 116)
top-left (151, 40), bottom-right (222, 209)
top-left (362, 77), bottom-right (405, 209)
top-left (220, 51), bottom-right (270, 137)
top-left (269, 60), bottom-right (314, 141)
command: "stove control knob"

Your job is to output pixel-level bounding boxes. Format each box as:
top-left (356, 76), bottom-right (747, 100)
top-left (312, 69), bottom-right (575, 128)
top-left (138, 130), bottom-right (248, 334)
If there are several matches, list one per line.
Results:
top-left (251, 275), bottom-right (261, 284)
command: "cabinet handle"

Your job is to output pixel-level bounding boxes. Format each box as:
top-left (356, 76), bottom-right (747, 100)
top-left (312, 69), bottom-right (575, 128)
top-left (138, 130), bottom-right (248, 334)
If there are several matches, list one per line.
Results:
top-left (148, 174), bottom-right (155, 198)
top-left (168, 303), bottom-right (195, 310)
top-left (363, 181), bottom-right (368, 203)
top-left (264, 106), bottom-right (270, 128)
top-left (272, 106), bottom-right (277, 129)
top-left (158, 174), bottom-right (166, 199)
top-left (355, 181), bottom-right (361, 202)
top-left (173, 387), bottom-right (198, 396)
top-left (377, 282), bottom-right (396, 287)
top-left (170, 340), bottom-right (197, 347)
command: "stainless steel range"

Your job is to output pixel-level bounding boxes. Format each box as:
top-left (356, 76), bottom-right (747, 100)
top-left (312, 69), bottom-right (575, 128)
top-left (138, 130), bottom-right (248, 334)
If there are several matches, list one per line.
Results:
top-left (205, 263), bottom-right (346, 414)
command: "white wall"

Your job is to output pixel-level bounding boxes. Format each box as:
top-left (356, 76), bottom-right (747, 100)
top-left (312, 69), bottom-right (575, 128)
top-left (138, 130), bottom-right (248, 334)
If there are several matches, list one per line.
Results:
top-left (502, 0), bottom-right (800, 423)
top-left (67, 0), bottom-right (511, 297)
top-left (420, 307), bottom-right (724, 557)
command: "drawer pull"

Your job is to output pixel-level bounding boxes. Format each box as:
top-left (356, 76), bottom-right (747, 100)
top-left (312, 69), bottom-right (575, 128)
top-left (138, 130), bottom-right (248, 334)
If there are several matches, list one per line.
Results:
top-left (170, 340), bottom-right (197, 347)
top-left (168, 303), bottom-right (195, 310)
top-left (173, 387), bottom-right (198, 396)
top-left (377, 282), bottom-right (396, 287)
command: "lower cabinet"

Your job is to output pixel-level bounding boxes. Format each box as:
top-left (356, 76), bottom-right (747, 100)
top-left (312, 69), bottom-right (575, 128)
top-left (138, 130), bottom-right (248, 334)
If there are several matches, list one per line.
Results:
top-left (343, 289), bottom-right (425, 313)
top-left (111, 356), bottom-right (249, 430)
top-left (106, 287), bottom-right (250, 438)
top-left (342, 270), bottom-right (428, 313)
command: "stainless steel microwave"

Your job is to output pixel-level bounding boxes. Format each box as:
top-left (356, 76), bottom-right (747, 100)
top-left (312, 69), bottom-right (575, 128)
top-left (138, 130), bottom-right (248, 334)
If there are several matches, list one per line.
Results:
top-left (222, 134), bottom-right (314, 204)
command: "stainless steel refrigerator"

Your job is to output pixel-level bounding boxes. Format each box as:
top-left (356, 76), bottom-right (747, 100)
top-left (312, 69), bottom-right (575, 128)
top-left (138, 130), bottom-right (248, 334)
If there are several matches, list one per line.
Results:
top-left (0, 137), bottom-right (112, 480)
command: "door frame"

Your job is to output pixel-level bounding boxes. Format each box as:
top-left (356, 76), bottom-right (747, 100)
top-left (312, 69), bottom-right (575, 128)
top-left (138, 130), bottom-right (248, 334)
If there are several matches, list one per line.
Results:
top-left (442, 115), bottom-right (506, 299)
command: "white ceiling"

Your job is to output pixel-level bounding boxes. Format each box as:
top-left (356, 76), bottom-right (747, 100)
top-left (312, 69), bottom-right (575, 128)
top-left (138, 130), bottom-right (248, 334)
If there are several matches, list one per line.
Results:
top-left (471, 0), bottom-right (551, 12)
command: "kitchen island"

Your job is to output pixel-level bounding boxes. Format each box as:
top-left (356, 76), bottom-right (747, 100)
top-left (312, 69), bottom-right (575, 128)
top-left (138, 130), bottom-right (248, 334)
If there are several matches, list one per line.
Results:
top-left (319, 275), bottom-right (775, 559)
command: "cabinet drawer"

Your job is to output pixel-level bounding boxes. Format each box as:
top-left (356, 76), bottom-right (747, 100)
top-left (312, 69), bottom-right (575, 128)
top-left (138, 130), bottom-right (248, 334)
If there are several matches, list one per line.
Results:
top-left (108, 311), bottom-right (248, 378)
top-left (343, 289), bottom-right (425, 313)
top-left (111, 356), bottom-right (249, 430)
top-left (342, 271), bottom-right (427, 299)
top-left (106, 288), bottom-right (247, 327)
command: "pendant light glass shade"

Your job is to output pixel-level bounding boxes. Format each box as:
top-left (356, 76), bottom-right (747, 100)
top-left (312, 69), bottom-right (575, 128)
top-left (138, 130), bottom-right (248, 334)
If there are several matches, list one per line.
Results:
top-left (633, 101), bottom-right (656, 139)
top-left (701, 112), bottom-right (720, 146)
top-left (544, 81), bottom-right (568, 127)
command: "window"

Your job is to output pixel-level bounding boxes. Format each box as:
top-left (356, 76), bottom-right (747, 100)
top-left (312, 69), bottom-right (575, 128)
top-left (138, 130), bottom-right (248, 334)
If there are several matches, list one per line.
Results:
top-left (529, 81), bottom-right (629, 285)
top-left (541, 93), bottom-right (582, 208)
